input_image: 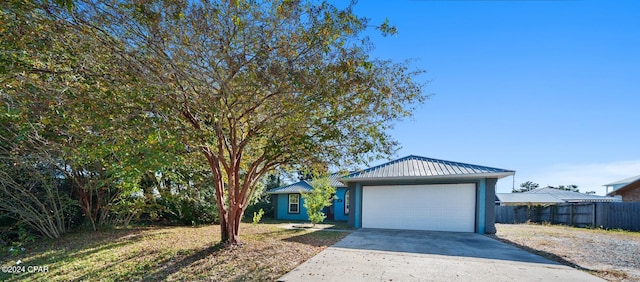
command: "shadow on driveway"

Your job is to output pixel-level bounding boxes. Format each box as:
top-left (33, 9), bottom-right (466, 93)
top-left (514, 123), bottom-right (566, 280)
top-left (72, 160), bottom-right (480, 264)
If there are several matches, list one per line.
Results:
top-left (333, 228), bottom-right (557, 264)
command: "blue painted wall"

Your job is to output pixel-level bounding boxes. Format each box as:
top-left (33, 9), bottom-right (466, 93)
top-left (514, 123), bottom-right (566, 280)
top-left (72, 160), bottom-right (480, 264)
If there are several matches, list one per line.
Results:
top-left (333, 187), bottom-right (349, 221)
top-left (275, 193), bottom-right (308, 221)
top-left (354, 183), bottom-right (362, 228)
top-left (477, 179), bottom-right (486, 234)
top-left (274, 189), bottom-right (349, 222)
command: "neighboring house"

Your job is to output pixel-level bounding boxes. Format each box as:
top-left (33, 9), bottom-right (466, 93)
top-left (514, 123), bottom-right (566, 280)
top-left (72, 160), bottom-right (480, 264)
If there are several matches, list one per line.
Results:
top-left (604, 175), bottom-right (640, 194)
top-left (606, 175), bottom-right (640, 202)
top-left (268, 174), bottom-right (349, 222)
top-left (270, 155), bottom-right (515, 234)
top-left (496, 186), bottom-right (620, 206)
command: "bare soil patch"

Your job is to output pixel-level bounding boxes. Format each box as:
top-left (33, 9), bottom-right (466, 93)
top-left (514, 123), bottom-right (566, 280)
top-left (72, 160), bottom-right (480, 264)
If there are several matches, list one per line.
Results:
top-left (493, 223), bottom-right (640, 282)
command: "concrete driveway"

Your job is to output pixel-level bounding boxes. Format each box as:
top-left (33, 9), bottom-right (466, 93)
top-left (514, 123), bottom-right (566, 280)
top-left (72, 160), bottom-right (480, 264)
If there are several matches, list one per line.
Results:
top-left (279, 229), bottom-right (604, 282)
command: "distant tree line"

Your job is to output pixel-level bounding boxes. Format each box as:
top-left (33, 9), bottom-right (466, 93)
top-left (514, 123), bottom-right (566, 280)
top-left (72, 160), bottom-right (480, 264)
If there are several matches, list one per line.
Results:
top-left (513, 182), bottom-right (590, 193)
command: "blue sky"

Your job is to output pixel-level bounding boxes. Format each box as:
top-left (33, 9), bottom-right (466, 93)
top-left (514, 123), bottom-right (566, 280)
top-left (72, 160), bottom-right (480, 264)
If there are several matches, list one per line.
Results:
top-left (350, 0), bottom-right (640, 195)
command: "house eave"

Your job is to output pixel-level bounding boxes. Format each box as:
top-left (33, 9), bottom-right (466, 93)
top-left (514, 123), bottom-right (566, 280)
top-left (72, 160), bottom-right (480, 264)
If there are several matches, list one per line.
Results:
top-left (267, 190), bottom-right (308, 195)
top-left (607, 178), bottom-right (640, 196)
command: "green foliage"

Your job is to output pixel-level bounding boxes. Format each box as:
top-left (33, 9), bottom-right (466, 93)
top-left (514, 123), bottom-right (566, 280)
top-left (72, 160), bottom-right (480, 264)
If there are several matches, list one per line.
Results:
top-left (1, 0), bottom-right (185, 231)
top-left (108, 194), bottom-right (147, 227)
top-left (513, 181), bottom-right (540, 193)
top-left (244, 174), bottom-right (277, 221)
top-left (152, 170), bottom-right (220, 226)
top-left (16, 226), bottom-right (36, 245)
top-left (252, 209), bottom-right (264, 225)
top-left (302, 177), bottom-right (336, 226)
top-left (264, 173), bottom-right (282, 191)
top-left (3, 0), bottom-right (426, 244)
top-left (0, 150), bottom-right (80, 239)
top-left (553, 185), bottom-right (579, 192)
top-left (159, 194), bottom-right (219, 226)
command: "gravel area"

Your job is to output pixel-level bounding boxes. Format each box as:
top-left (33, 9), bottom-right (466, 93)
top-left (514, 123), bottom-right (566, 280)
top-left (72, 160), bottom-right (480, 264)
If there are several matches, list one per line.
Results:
top-left (492, 223), bottom-right (640, 282)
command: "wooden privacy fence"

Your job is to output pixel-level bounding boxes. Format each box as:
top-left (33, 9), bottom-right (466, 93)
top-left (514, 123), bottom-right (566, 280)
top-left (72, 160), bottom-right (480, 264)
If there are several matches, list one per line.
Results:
top-left (495, 202), bottom-right (640, 231)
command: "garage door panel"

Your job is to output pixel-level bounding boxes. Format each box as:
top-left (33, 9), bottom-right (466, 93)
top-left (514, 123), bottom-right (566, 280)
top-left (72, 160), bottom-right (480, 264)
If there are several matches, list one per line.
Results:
top-left (362, 184), bottom-right (476, 232)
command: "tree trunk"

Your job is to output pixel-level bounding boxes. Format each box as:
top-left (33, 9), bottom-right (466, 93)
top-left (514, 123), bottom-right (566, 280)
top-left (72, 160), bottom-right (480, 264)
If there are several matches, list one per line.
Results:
top-left (203, 148), bottom-right (243, 245)
top-left (223, 205), bottom-right (243, 244)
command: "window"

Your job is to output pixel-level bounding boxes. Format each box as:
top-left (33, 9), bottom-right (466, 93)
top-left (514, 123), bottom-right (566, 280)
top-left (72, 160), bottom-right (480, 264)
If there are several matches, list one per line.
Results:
top-left (344, 191), bottom-right (350, 215)
top-left (288, 194), bottom-right (300, 213)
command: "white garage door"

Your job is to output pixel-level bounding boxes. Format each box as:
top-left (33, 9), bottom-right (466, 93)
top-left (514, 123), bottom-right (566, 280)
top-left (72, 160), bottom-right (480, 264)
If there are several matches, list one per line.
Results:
top-left (362, 184), bottom-right (476, 232)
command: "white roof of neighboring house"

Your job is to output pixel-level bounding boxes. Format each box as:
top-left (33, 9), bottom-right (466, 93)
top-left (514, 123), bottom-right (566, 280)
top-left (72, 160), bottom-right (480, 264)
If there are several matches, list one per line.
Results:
top-left (526, 187), bottom-right (619, 202)
top-left (497, 187), bottom-right (620, 205)
top-left (604, 174), bottom-right (640, 186)
top-left (607, 177), bottom-right (640, 197)
top-left (496, 193), bottom-right (565, 205)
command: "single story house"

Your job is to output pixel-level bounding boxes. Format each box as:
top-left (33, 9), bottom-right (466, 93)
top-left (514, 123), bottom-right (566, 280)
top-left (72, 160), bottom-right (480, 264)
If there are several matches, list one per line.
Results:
top-left (496, 186), bottom-right (620, 206)
top-left (269, 155), bottom-right (515, 234)
top-left (268, 173), bottom-right (349, 222)
top-left (606, 175), bottom-right (640, 202)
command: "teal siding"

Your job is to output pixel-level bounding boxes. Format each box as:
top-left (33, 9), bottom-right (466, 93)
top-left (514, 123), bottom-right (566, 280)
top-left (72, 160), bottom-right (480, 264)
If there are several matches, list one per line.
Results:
top-left (276, 194), bottom-right (309, 221)
top-left (477, 179), bottom-right (486, 234)
top-left (275, 189), bottom-right (349, 222)
top-left (333, 187), bottom-right (349, 221)
top-left (354, 183), bottom-right (362, 228)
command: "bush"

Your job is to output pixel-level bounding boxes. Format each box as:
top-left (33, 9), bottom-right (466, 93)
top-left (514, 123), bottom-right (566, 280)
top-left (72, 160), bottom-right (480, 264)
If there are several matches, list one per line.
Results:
top-left (244, 200), bottom-right (274, 222)
top-left (243, 177), bottom-right (275, 222)
top-left (158, 193), bottom-right (219, 226)
top-left (0, 161), bottom-right (80, 239)
top-left (252, 209), bottom-right (264, 225)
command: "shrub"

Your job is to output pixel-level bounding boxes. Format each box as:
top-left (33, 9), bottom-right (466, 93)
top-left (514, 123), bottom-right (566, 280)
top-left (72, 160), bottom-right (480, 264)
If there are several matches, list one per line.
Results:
top-left (252, 209), bottom-right (264, 225)
top-left (159, 193), bottom-right (219, 225)
top-left (0, 161), bottom-right (80, 239)
top-left (302, 177), bottom-right (336, 227)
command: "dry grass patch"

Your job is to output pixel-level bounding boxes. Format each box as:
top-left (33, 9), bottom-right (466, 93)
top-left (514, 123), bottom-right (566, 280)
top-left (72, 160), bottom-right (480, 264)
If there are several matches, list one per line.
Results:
top-left (494, 223), bottom-right (640, 282)
top-left (0, 222), bottom-right (349, 281)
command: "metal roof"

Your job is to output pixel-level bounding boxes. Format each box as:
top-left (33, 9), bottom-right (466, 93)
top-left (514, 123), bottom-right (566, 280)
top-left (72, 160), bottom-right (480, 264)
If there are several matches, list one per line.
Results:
top-left (498, 187), bottom-right (620, 204)
top-left (608, 178), bottom-right (640, 196)
top-left (341, 155), bottom-right (515, 182)
top-left (496, 193), bottom-right (565, 204)
top-left (267, 173), bottom-right (348, 194)
top-left (267, 181), bottom-right (313, 194)
top-left (525, 187), bottom-right (619, 202)
top-left (604, 174), bottom-right (640, 186)
top-left (327, 173), bottom-right (348, 188)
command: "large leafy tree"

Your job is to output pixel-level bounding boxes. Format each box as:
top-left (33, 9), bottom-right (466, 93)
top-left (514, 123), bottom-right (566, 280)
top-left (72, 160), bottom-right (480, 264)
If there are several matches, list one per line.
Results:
top-left (50, 0), bottom-right (425, 244)
top-left (1, 0), bottom-right (182, 230)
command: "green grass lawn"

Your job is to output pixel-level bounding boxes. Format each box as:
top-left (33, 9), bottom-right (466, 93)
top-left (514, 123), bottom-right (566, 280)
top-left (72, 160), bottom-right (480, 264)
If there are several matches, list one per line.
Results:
top-left (0, 222), bottom-right (350, 281)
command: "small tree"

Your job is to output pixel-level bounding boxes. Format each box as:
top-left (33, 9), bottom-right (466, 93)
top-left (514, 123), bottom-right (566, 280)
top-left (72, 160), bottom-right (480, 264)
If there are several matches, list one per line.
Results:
top-left (0, 132), bottom-right (79, 239)
top-left (513, 181), bottom-right (539, 193)
top-left (554, 185), bottom-right (579, 192)
top-left (302, 178), bottom-right (336, 227)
